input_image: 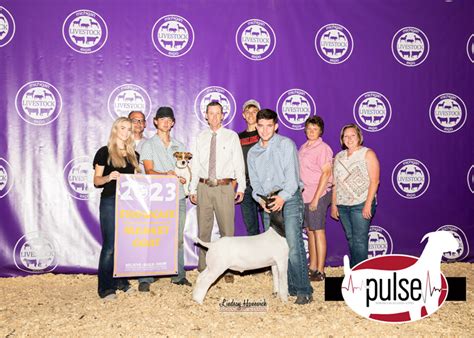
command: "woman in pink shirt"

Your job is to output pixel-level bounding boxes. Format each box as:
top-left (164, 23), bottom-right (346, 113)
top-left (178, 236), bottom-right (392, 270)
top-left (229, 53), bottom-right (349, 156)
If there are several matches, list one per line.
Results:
top-left (298, 117), bottom-right (333, 281)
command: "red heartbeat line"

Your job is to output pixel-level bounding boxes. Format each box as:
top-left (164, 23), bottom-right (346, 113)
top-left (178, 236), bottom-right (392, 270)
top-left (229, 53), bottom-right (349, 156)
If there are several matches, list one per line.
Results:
top-left (341, 275), bottom-right (364, 293)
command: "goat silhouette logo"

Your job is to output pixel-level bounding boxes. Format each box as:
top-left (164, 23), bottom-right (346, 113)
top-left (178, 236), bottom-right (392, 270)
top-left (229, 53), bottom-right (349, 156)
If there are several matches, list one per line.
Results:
top-left (62, 9), bottom-right (107, 54)
top-left (468, 165), bottom-right (474, 194)
top-left (436, 225), bottom-right (469, 262)
top-left (392, 27), bottom-right (429, 67)
top-left (368, 226), bottom-right (393, 258)
top-left (194, 86), bottom-right (236, 127)
top-left (152, 15), bottom-right (194, 57)
top-left (467, 34), bottom-right (474, 63)
top-left (392, 159), bottom-right (430, 199)
top-left (342, 231), bottom-right (456, 323)
top-left (0, 6), bottom-right (15, 48)
top-left (13, 231), bottom-right (58, 273)
top-left (107, 84), bottom-right (152, 119)
top-left (15, 81), bottom-right (62, 126)
top-left (235, 19), bottom-right (276, 61)
top-left (276, 89), bottom-right (316, 130)
top-left (63, 157), bottom-right (93, 200)
top-left (0, 158), bottom-right (13, 198)
top-left (429, 93), bottom-right (467, 133)
top-left (315, 23), bottom-right (353, 64)
top-left (354, 92), bottom-right (391, 132)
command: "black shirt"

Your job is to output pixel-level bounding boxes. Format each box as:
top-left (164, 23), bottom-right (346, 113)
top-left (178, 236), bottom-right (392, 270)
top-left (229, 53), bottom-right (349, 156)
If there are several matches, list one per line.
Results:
top-left (238, 129), bottom-right (259, 179)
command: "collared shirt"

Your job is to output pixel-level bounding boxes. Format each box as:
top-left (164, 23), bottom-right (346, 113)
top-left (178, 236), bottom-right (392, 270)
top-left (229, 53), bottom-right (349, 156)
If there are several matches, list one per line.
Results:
top-left (189, 127), bottom-right (246, 194)
top-left (141, 134), bottom-right (186, 200)
top-left (248, 133), bottom-right (303, 202)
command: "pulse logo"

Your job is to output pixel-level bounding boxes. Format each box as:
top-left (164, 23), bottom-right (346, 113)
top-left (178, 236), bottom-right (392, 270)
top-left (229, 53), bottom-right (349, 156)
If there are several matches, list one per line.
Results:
top-left (342, 231), bottom-right (458, 323)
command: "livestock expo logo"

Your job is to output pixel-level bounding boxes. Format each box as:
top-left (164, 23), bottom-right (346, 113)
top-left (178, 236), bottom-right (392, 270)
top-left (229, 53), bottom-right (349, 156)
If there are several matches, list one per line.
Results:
top-left (436, 225), bottom-right (469, 262)
top-left (392, 27), bottom-right (429, 67)
top-left (353, 92), bottom-right (392, 132)
top-left (13, 231), bottom-right (58, 273)
top-left (429, 93), bottom-right (467, 133)
top-left (0, 6), bottom-right (15, 47)
top-left (235, 19), bottom-right (276, 61)
top-left (467, 34), bottom-right (474, 63)
top-left (63, 157), bottom-right (93, 200)
top-left (368, 226), bottom-right (393, 258)
top-left (152, 15), bottom-right (194, 57)
top-left (468, 165), bottom-right (474, 194)
top-left (15, 81), bottom-right (62, 125)
top-left (315, 23), bottom-right (353, 64)
top-left (62, 9), bottom-right (108, 54)
top-left (0, 157), bottom-right (13, 198)
top-left (194, 86), bottom-right (236, 127)
top-left (108, 84), bottom-right (152, 119)
top-left (392, 159), bottom-right (430, 199)
top-left (342, 231), bottom-right (457, 323)
top-left (276, 89), bottom-right (316, 130)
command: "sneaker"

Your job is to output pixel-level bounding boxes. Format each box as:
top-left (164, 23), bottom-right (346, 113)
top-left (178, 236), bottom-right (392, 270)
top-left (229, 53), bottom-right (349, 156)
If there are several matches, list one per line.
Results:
top-left (310, 271), bottom-right (326, 282)
top-left (124, 286), bottom-right (136, 294)
top-left (171, 278), bottom-right (192, 287)
top-left (294, 295), bottom-right (313, 305)
top-left (138, 282), bottom-right (150, 292)
top-left (103, 293), bottom-right (117, 301)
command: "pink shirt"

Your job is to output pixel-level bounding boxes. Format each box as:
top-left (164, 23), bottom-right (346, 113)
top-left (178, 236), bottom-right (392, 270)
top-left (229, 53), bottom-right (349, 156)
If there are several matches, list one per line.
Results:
top-left (298, 138), bottom-right (333, 203)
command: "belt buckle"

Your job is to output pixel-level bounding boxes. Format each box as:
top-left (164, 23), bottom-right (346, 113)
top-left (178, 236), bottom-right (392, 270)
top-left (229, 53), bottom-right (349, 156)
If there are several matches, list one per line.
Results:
top-left (207, 178), bottom-right (218, 187)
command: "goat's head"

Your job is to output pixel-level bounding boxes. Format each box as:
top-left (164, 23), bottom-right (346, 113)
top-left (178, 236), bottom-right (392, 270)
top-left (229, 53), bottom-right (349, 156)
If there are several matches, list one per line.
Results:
top-left (421, 231), bottom-right (459, 253)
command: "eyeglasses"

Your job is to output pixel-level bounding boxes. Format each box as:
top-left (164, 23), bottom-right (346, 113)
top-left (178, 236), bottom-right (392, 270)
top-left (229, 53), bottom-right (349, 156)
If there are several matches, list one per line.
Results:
top-left (131, 119), bottom-right (145, 124)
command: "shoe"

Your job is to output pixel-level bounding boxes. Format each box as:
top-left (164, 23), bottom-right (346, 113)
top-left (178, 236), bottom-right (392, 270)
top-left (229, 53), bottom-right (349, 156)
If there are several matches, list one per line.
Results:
top-left (103, 293), bottom-right (117, 301)
top-left (295, 295), bottom-right (313, 305)
top-left (224, 274), bottom-right (234, 283)
top-left (138, 282), bottom-right (150, 292)
top-left (171, 278), bottom-right (192, 287)
top-left (123, 286), bottom-right (136, 294)
top-left (308, 268), bottom-right (317, 277)
top-left (310, 271), bottom-right (326, 282)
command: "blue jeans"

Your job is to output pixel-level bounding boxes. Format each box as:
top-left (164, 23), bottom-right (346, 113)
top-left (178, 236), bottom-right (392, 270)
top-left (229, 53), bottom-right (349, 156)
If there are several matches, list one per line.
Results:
top-left (240, 183), bottom-right (262, 236)
top-left (263, 191), bottom-right (313, 297)
top-left (338, 201), bottom-right (376, 268)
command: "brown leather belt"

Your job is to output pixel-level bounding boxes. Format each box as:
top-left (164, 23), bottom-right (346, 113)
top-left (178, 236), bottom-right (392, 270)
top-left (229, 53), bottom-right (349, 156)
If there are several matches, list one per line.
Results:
top-left (199, 178), bottom-right (233, 187)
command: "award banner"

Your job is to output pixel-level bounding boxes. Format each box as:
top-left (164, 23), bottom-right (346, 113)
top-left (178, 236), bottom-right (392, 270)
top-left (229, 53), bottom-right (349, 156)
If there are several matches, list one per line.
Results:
top-left (113, 174), bottom-right (179, 277)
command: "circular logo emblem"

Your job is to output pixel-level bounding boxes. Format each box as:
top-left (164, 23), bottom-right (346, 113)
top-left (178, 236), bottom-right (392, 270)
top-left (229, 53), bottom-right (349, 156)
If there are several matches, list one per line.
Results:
top-left (107, 84), bottom-right (152, 120)
top-left (353, 92), bottom-right (392, 132)
top-left (63, 157), bottom-right (94, 200)
top-left (467, 34), bottom-right (474, 63)
top-left (436, 225), bottom-right (470, 262)
top-left (193, 86), bottom-right (236, 127)
top-left (315, 23), bottom-right (354, 64)
top-left (0, 6), bottom-right (15, 47)
top-left (235, 19), bottom-right (276, 61)
top-left (13, 231), bottom-right (58, 273)
top-left (392, 159), bottom-right (430, 199)
top-left (15, 81), bottom-right (62, 125)
top-left (62, 9), bottom-right (108, 54)
top-left (368, 225), bottom-right (393, 258)
top-left (0, 157), bottom-right (13, 198)
top-left (276, 89), bottom-right (316, 130)
top-left (468, 165), bottom-right (474, 194)
top-left (429, 93), bottom-right (467, 133)
top-left (151, 15), bottom-right (194, 57)
top-left (391, 27), bottom-right (429, 67)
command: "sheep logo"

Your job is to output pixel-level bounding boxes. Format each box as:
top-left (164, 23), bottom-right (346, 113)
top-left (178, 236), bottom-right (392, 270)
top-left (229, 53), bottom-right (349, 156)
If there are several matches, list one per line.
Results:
top-left (107, 84), bottom-right (152, 120)
top-left (0, 6), bottom-right (15, 47)
top-left (13, 231), bottom-right (58, 273)
top-left (392, 27), bottom-right (429, 67)
top-left (429, 93), bottom-right (467, 133)
top-left (368, 226), bottom-right (393, 258)
top-left (341, 231), bottom-right (458, 323)
top-left (468, 165), bottom-right (474, 194)
top-left (235, 19), bottom-right (276, 61)
top-left (436, 225), bottom-right (469, 262)
top-left (392, 159), bottom-right (430, 199)
top-left (15, 81), bottom-right (62, 126)
top-left (315, 23), bottom-right (353, 64)
top-left (62, 9), bottom-right (107, 54)
top-left (193, 86), bottom-right (236, 127)
top-left (0, 158), bottom-right (13, 198)
top-left (152, 14), bottom-right (194, 57)
top-left (467, 34), bottom-right (474, 63)
top-left (353, 92), bottom-right (392, 132)
top-left (63, 157), bottom-right (93, 200)
top-left (276, 88), bottom-right (316, 130)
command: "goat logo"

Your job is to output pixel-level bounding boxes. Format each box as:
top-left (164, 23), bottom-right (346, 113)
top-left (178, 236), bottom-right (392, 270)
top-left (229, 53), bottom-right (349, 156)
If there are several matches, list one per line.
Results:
top-left (0, 6), bottom-right (15, 47)
top-left (235, 19), bottom-right (276, 61)
top-left (63, 157), bottom-right (93, 200)
top-left (392, 27), bottom-right (429, 67)
top-left (276, 88), bottom-right (316, 130)
top-left (353, 92), bottom-right (391, 132)
top-left (62, 9), bottom-right (107, 54)
top-left (107, 84), bottom-right (152, 120)
top-left (342, 231), bottom-right (457, 323)
top-left (0, 158), bottom-right (13, 198)
top-left (13, 231), bottom-right (58, 274)
top-left (194, 86), bottom-right (236, 127)
top-left (392, 159), bottom-right (430, 199)
top-left (429, 93), bottom-right (467, 133)
top-left (437, 225), bottom-right (469, 262)
top-left (368, 226), bottom-right (393, 258)
top-left (15, 81), bottom-right (62, 126)
top-left (467, 34), bottom-right (474, 63)
top-left (152, 15), bottom-right (194, 57)
top-left (315, 23), bottom-right (353, 64)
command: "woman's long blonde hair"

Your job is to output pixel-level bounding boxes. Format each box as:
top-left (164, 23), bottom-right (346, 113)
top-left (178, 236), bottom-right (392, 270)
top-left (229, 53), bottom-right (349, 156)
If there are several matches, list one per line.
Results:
top-left (107, 117), bottom-right (141, 172)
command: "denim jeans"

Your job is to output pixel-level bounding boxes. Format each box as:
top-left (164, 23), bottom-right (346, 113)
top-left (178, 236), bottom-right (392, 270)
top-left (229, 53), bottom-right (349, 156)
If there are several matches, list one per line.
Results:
top-left (263, 191), bottom-right (313, 296)
top-left (240, 183), bottom-right (262, 236)
top-left (337, 201), bottom-right (376, 268)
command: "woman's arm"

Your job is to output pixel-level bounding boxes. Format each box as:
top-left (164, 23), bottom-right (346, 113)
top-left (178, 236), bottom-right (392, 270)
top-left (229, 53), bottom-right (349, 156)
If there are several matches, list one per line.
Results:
top-left (330, 179), bottom-right (339, 220)
top-left (309, 162), bottom-right (332, 211)
top-left (362, 149), bottom-right (380, 219)
top-left (94, 164), bottom-right (119, 187)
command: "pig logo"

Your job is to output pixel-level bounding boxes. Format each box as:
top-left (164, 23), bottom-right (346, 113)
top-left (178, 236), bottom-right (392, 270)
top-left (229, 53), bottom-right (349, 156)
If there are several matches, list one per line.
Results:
top-left (107, 83), bottom-right (152, 120)
top-left (392, 27), bottom-right (429, 67)
top-left (436, 225), bottom-right (469, 262)
top-left (353, 92), bottom-right (392, 132)
top-left (368, 226), bottom-right (393, 258)
top-left (429, 93), bottom-right (467, 133)
top-left (0, 158), bottom-right (13, 198)
top-left (62, 9), bottom-right (108, 54)
top-left (315, 23), bottom-right (353, 64)
top-left (467, 34), bottom-right (474, 63)
top-left (392, 159), bottom-right (430, 199)
top-left (63, 157), bottom-right (94, 200)
top-left (13, 231), bottom-right (58, 273)
top-left (342, 231), bottom-right (457, 323)
top-left (194, 86), bottom-right (236, 127)
top-left (276, 88), bottom-right (316, 130)
top-left (235, 19), bottom-right (276, 61)
top-left (152, 14), bottom-right (194, 57)
top-left (0, 6), bottom-right (15, 47)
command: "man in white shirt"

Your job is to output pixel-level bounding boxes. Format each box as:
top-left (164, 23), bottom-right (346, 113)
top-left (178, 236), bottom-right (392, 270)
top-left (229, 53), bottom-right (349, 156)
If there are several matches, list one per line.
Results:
top-left (128, 111), bottom-right (147, 171)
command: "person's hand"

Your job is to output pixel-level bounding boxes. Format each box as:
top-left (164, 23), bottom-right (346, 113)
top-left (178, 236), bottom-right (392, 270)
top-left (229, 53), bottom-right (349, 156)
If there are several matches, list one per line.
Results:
top-left (178, 176), bottom-right (186, 184)
top-left (108, 171), bottom-right (120, 182)
top-left (190, 194), bottom-right (197, 204)
top-left (234, 192), bottom-right (244, 204)
top-left (268, 195), bottom-right (285, 212)
top-left (330, 205), bottom-right (339, 220)
top-left (362, 202), bottom-right (372, 219)
top-left (309, 199), bottom-right (318, 212)
top-left (258, 198), bottom-right (271, 213)
top-left (166, 170), bottom-right (177, 176)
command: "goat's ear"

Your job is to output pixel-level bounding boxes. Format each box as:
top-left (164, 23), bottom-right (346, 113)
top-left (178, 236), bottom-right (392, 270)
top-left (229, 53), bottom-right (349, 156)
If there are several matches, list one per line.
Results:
top-left (421, 232), bottom-right (432, 243)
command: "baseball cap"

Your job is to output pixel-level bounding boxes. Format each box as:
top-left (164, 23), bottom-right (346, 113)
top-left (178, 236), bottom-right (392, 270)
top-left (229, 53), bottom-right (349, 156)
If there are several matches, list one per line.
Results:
top-left (242, 99), bottom-right (261, 111)
top-left (155, 106), bottom-right (175, 121)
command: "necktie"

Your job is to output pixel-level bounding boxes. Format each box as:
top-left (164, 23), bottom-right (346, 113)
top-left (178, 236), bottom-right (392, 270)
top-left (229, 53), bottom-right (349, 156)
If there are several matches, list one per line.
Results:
top-left (208, 132), bottom-right (217, 179)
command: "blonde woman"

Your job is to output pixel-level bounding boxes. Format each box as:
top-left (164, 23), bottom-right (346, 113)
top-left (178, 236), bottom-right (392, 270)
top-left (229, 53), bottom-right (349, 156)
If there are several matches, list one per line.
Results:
top-left (93, 117), bottom-right (140, 299)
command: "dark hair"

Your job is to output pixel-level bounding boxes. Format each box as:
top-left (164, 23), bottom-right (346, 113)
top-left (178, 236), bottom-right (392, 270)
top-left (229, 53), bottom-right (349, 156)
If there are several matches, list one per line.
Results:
top-left (256, 109), bottom-right (277, 123)
top-left (339, 123), bottom-right (364, 150)
top-left (305, 116), bottom-right (324, 136)
top-left (206, 101), bottom-right (223, 114)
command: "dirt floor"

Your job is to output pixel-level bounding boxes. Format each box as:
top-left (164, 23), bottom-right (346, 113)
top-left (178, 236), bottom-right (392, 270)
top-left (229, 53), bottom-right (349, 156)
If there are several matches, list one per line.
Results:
top-left (0, 263), bottom-right (472, 336)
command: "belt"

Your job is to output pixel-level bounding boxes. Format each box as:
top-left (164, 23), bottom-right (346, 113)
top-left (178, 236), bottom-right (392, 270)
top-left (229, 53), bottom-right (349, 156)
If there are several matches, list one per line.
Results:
top-left (199, 178), bottom-right (233, 187)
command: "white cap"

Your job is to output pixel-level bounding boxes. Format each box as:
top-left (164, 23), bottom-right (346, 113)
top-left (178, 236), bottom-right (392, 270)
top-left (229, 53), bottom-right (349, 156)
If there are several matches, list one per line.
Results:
top-left (242, 99), bottom-right (261, 111)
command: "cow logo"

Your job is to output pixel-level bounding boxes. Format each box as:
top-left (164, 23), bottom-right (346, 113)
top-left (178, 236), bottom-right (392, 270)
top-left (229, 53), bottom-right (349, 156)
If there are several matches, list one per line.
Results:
top-left (392, 27), bottom-right (429, 67)
top-left (152, 15), bottom-right (194, 57)
top-left (342, 231), bottom-right (456, 323)
top-left (193, 86), bottom-right (236, 127)
top-left (0, 158), bottom-right (13, 198)
top-left (0, 6), bottom-right (15, 48)
top-left (354, 92), bottom-right (392, 132)
top-left (276, 89), bottom-right (316, 130)
top-left (436, 225), bottom-right (470, 262)
top-left (468, 165), bottom-right (474, 194)
top-left (235, 19), bottom-right (276, 61)
top-left (429, 93), bottom-right (467, 133)
top-left (63, 157), bottom-right (93, 200)
top-left (315, 23), bottom-right (354, 64)
top-left (15, 81), bottom-right (62, 126)
top-left (467, 34), bottom-right (474, 63)
top-left (62, 9), bottom-right (108, 54)
top-left (13, 231), bottom-right (58, 273)
top-left (392, 159), bottom-right (430, 199)
top-left (107, 84), bottom-right (152, 120)
top-left (368, 226), bottom-right (393, 258)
